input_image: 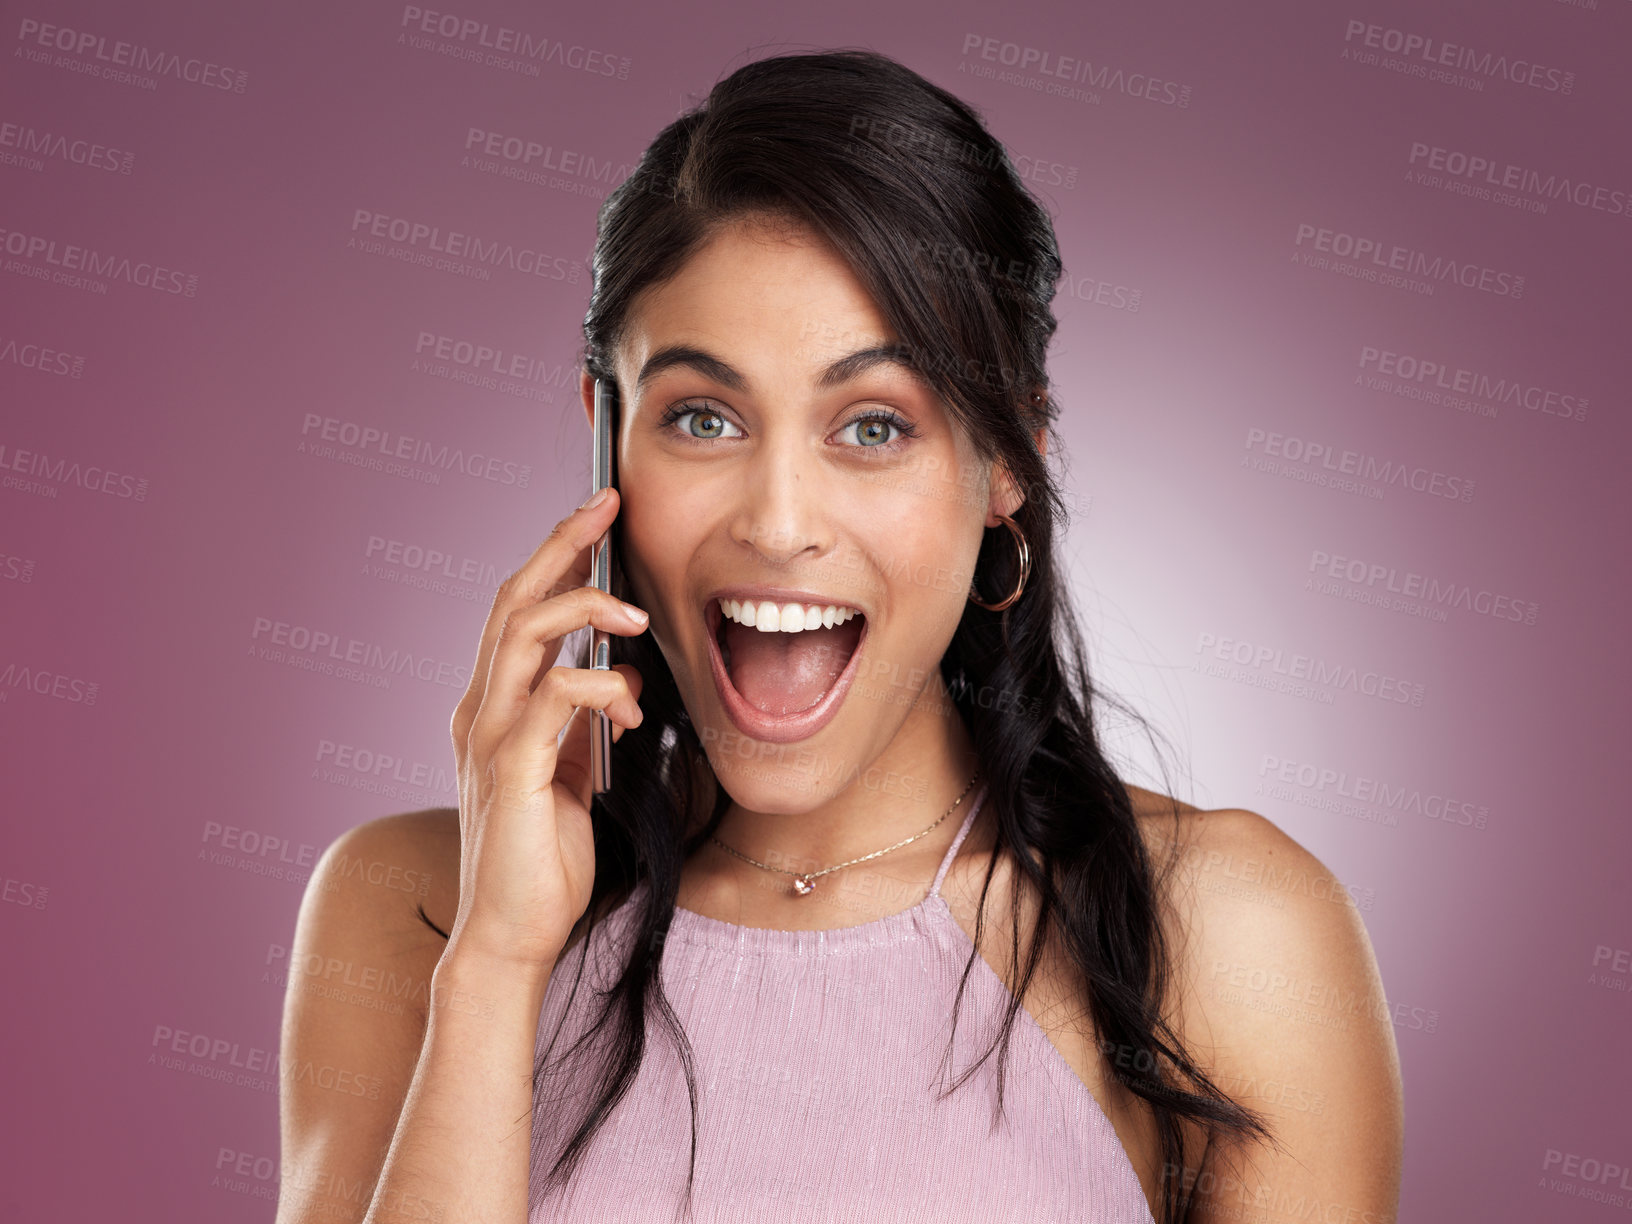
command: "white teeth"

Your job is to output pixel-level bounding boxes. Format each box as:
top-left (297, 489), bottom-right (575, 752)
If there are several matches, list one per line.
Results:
top-left (716, 597), bottom-right (860, 634)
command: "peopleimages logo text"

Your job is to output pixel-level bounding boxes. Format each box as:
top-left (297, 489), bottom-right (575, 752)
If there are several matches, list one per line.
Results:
top-left (0, 121), bottom-right (134, 173)
top-left (1407, 143), bottom-right (1630, 218)
top-left (1343, 20), bottom-right (1575, 93)
top-left (1358, 347), bottom-right (1587, 422)
top-left (14, 17), bottom-right (248, 91)
top-left (961, 34), bottom-right (1192, 106)
top-left (399, 6), bottom-right (629, 78)
top-left (1, 223), bottom-right (197, 295)
top-left (350, 210), bottom-right (579, 281)
top-left (1295, 223), bottom-right (1522, 297)
top-left (1307, 549), bottom-right (1539, 625)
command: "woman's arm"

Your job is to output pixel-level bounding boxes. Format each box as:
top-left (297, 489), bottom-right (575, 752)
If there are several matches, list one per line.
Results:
top-left (1165, 809), bottom-right (1405, 1222)
top-left (274, 810), bottom-right (553, 1224)
top-left (273, 487), bottom-right (646, 1222)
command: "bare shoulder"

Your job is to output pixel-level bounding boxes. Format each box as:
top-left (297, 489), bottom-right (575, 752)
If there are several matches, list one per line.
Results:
top-left (274, 808), bottom-right (460, 1224)
top-left (1130, 789), bottom-right (1404, 1216)
top-left (290, 806), bottom-right (463, 1014)
top-left (1128, 785), bottom-right (1385, 1054)
top-left (1128, 788), bottom-right (1385, 1017)
top-left (322, 806), bottom-right (462, 933)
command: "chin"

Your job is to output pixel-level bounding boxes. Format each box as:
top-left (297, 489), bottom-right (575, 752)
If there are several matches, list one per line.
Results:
top-left (700, 747), bottom-right (847, 815)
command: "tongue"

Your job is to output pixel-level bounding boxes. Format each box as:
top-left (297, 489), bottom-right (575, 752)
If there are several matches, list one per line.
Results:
top-left (722, 618), bottom-right (863, 715)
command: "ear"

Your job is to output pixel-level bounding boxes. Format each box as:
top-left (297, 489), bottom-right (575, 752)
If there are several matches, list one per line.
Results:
top-left (580, 368), bottom-right (596, 433)
top-left (986, 422), bottom-right (1049, 526)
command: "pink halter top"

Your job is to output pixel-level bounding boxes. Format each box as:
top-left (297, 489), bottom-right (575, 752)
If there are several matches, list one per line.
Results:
top-left (526, 784), bottom-right (1156, 1222)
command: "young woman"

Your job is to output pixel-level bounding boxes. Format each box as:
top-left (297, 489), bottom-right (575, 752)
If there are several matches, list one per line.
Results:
top-left (277, 49), bottom-right (1403, 1224)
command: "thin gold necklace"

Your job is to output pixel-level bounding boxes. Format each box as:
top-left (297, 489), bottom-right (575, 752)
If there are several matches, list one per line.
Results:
top-left (709, 771), bottom-right (981, 896)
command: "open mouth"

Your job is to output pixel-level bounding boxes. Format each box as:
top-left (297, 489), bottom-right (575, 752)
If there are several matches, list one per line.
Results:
top-left (704, 595), bottom-right (868, 743)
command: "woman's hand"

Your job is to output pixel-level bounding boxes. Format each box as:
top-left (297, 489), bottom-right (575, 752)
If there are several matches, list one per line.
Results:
top-left (446, 488), bottom-right (647, 972)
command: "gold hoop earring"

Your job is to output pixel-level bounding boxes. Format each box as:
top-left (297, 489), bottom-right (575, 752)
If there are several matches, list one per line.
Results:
top-left (968, 513), bottom-right (1031, 612)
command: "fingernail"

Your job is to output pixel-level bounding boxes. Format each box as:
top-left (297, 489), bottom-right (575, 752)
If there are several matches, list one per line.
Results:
top-left (622, 602), bottom-right (648, 624)
top-left (581, 487), bottom-right (611, 510)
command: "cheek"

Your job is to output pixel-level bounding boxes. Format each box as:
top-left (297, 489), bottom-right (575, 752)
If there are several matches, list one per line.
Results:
top-left (872, 515), bottom-right (981, 648)
top-left (882, 478), bottom-right (983, 573)
top-left (619, 459), bottom-right (712, 541)
top-left (616, 479), bottom-right (706, 628)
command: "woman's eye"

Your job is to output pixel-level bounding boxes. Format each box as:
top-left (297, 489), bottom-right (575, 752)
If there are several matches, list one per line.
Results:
top-left (673, 408), bottom-right (741, 440)
top-left (837, 415), bottom-right (902, 448)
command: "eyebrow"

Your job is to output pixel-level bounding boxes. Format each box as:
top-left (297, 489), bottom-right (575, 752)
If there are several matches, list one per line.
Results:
top-left (634, 342), bottom-right (917, 394)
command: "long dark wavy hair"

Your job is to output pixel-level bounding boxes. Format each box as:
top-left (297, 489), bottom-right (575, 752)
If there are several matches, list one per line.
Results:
top-left (423, 47), bottom-right (1272, 1224)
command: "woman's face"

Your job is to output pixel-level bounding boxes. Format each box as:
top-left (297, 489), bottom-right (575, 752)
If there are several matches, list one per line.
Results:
top-left (593, 213), bottom-right (1015, 814)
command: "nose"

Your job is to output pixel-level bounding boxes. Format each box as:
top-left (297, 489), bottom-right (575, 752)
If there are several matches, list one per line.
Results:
top-left (727, 443), bottom-right (832, 566)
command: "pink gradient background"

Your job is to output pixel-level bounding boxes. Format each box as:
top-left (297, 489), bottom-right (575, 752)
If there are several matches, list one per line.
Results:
top-left (3, 1), bottom-right (1628, 1219)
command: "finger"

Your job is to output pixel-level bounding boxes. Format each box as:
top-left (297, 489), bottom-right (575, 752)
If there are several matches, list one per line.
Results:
top-left (470, 589), bottom-right (648, 762)
top-left (492, 666), bottom-right (641, 812)
top-left (458, 489), bottom-right (622, 731)
top-left (556, 665), bottom-right (642, 808)
top-left (607, 662), bottom-right (644, 743)
top-left (620, 662), bottom-right (645, 704)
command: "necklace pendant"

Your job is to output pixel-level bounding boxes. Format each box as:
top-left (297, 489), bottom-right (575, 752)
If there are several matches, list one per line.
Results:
top-left (791, 875), bottom-right (814, 896)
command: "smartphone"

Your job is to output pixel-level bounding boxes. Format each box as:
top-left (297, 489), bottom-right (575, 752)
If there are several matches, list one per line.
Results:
top-left (589, 377), bottom-right (617, 794)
